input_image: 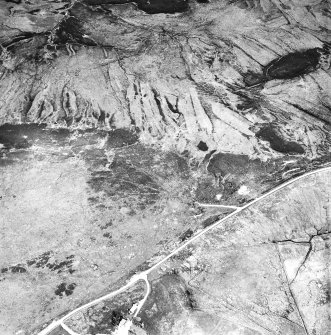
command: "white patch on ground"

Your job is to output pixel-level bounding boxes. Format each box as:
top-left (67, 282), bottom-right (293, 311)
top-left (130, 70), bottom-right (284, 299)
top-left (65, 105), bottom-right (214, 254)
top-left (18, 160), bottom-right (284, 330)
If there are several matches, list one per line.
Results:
top-left (112, 319), bottom-right (133, 335)
top-left (238, 185), bottom-right (250, 195)
top-left (215, 194), bottom-right (223, 201)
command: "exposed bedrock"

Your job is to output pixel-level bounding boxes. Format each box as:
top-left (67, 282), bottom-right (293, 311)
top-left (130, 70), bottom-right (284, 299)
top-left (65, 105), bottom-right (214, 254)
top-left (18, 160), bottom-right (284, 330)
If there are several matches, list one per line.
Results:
top-left (0, 0), bottom-right (330, 164)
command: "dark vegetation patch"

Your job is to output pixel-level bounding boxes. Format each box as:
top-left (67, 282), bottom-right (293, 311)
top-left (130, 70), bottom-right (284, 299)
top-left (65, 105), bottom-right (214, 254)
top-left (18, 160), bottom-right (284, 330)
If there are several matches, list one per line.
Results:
top-left (105, 129), bottom-right (139, 149)
top-left (0, 151), bottom-right (31, 167)
top-left (242, 48), bottom-right (327, 88)
top-left (26, 252), bottom-right (76, 274)
top-left (256, 125), bottom-right (305, 155)
top-left (264, 48), bottom-right (323, 80)
top-left (99, 220), bottom-right (113, 230)
top-left (71, 128), bottom-right (138, 154)
top-left (70, 130), bottom-right (107, 153)
top-left (202, 149), bottom-right (216, 164)
top-left (126, 260), bottom-right (153, 279)
top-left (115, 145), bottom-right (189, 180)
top-left (236, 96), bottom-right (261, 113)
top-left (207, 153), bottom-right (263, 177)
top-left (199, 152), bottom-right (272, 202)
top-left (86, 145), bottom-right (190, 209)
top-left (243, 72), bottom-right (265, 87)
top-left (88, 196), bottom-right (101, 204)
top-left (0, 124), bottom-right (69, 150)
top-left (133, 0), bottom-right (189, 13)
top-left (82, 0), bottom-right (189, 14)
top-left (0, 125), bottom-right (139, 170)
top-left (54, 7), bottom-right (97, 46)
top-left (0, 123), bottom-right (43, 150)
top-left (171, 248), bottom-right (193, 261)
top-left (46, 255), bottom-right (76, 274)
top-left (4, 0), bottom-right (23, 3)
top-left (201, 214), bottom-right (221, 228)
top-left (164, 151), bottom-right (190, 178)
top-left (222, 180), bottom-right (238, 194)
top-left (179, 228), bottom-right (193, 242)
top-left (195, 179), bottom-right (220, 202)
top-left (319, 285), bottom-right (330, 305)
top-left (81, 148), bottom-right (109, 169)
top-left (2, 35), bottom-right (47, 63)
top-left (55, 282), bottom-right (77, 297)
top-left (103, 232), bottom-right (112, 238)
top-left (1, 265), bottom-right (27, 274)
top-left (87, 166), bottom-right (160, 209)
top-left (197, 141), bottom-right (208, 151)
top-left (185, 288), bottom-right (198, 310)
top-left (88, 163), bottom-right (160, 204)
top-left (26, 251), bottom-right (53, 267)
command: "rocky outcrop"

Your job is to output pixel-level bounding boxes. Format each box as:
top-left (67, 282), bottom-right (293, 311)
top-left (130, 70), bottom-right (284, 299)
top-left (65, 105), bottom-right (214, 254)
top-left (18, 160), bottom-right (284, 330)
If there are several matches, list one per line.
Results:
top-left (0, 0), bottom-right (330, 160)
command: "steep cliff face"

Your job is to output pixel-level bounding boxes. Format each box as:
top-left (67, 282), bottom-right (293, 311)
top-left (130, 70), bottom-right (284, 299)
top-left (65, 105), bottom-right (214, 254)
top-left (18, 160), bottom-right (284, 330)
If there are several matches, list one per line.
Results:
top-left (1, 0), bottom-right (331, 160)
